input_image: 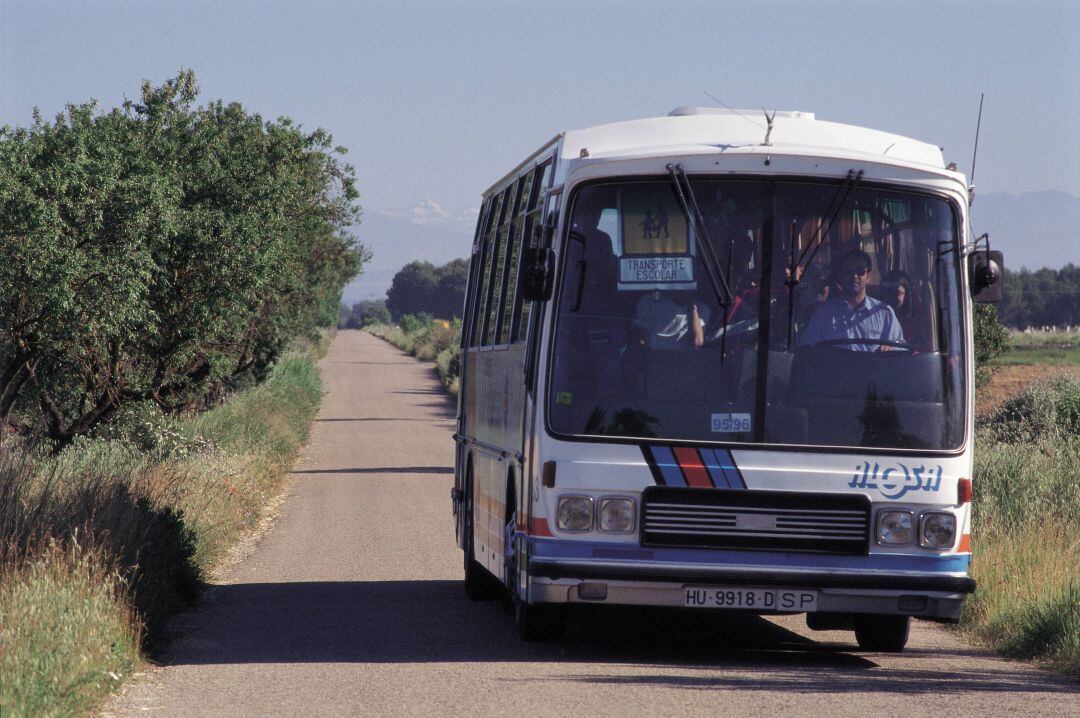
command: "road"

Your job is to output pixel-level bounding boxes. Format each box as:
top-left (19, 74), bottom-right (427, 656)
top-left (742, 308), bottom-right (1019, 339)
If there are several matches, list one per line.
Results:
top-left (107, 330), bottom-right (1078, 717)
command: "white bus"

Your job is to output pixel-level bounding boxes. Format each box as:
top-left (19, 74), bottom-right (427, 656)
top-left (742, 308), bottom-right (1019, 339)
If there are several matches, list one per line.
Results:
top-left (451, 107), bottom-right (1002, 651)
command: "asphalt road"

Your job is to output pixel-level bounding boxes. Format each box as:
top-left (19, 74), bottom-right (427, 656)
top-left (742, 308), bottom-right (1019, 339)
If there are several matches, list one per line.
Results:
top-left (106, 330), bottom-right (1078, 717)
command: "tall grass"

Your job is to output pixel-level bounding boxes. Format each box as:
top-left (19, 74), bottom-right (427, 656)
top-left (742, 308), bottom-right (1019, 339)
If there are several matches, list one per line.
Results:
top-left (0, 543), bottom-right (140, 718)
top-left (965, 374), bottom-right (1080, 678)
top-left (0, 347), bottom-right (324, 716)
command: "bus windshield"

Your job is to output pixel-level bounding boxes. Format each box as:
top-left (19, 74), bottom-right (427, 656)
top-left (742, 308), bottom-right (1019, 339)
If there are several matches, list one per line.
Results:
top-left (547, 178), bottom-right (966, 451)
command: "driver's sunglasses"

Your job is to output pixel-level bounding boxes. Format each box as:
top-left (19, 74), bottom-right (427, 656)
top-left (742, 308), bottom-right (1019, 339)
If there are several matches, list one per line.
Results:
top-left (842, 265), bottom-right (870, 276)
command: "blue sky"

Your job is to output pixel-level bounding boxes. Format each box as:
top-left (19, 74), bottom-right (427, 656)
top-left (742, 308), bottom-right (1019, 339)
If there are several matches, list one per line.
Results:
top-left (2, 1), bottom-right (1078, 261)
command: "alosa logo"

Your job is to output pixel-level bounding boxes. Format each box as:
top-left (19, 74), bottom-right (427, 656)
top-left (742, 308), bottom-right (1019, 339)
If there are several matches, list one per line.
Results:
top-left (849, 461), bottom-right (943, 500)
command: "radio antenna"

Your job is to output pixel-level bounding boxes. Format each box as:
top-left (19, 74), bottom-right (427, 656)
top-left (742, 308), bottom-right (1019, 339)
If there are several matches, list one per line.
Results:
top-left (968, 93), bottom-right (984, 203)
top-left (703, 90), bottom-right (764, 129)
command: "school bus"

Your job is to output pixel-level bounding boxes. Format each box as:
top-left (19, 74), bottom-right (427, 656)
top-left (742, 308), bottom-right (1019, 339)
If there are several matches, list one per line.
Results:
top-left (451, 107), bottom-right (1002, 650)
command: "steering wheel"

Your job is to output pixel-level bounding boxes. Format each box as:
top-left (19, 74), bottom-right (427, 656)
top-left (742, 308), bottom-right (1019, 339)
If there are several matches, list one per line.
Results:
top-left (813, 338), bottom-right (912, 352)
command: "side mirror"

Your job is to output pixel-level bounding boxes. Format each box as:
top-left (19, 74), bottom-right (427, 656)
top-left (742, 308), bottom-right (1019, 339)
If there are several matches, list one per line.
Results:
top-left (520, 247), bottom-right (556, 302)
top-left (969, 249), bottom-right (1004, 303)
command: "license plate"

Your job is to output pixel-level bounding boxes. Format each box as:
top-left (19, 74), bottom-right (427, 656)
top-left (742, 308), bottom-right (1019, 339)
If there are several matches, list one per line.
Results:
top-left (684, 586), bottom-right (818, 612)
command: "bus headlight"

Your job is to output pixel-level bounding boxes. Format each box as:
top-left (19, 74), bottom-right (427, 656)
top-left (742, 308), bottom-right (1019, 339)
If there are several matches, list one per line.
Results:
top-left (556, 496), bottom-right (593, 532)
top-left (599, 497), bottom-right (635, 533)
top-left (919, 512), bottom-right (957, 549)
top-left (876, 510), bottom-right (914, 545)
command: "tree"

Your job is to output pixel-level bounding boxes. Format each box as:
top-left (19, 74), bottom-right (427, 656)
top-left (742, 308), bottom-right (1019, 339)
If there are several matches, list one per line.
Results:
top-left (385, 258), bottom-right (469, 321)
top-left (385, 261), bottom-right (437, 320)
top-left (434, 258), bottom-right (469, 319)
top-left (0, 71), bottom-right (367, 444)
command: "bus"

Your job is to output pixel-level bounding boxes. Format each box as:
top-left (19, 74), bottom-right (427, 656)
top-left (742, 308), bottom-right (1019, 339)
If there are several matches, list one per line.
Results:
top-left (451, 107), bottom-right (1003, 651)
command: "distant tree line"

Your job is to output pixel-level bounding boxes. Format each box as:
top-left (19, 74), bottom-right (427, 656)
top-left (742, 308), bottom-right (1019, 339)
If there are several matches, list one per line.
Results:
top-left (998, 264), bottom-right (1080, 329)
top-left (0, 71), bottom-right (367, 445)
top-left (339, 299), bottom-right (391, 329)
top-left (384, 259), bottom-right (469, 321)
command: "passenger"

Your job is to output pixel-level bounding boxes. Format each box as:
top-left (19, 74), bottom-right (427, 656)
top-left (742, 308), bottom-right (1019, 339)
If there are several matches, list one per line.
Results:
top-left (800, 250), bottom-right (904, 352)
top-left (632, 289), bottom-right (711, 350)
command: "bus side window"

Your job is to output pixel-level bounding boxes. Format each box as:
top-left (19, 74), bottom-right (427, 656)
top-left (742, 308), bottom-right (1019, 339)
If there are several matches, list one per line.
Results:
top-left (462, 198), bottom-right (492, 349)
top-left (484, 185), bottom-right (514, 345)
top-left (471, 193), bottom-right (502, 347)
top-left (512, 161), bottom-right (552, 344)
top-left (497, 175), bottom-right (529, 344)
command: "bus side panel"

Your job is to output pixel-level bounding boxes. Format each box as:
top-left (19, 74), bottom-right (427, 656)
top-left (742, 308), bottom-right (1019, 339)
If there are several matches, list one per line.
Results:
top-left (470, 345), bottom-right (528, 576)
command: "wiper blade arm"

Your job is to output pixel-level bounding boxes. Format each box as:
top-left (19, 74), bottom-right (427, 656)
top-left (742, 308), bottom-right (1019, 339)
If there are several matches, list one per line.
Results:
top-left (666, 163), bottom-right (734, 308)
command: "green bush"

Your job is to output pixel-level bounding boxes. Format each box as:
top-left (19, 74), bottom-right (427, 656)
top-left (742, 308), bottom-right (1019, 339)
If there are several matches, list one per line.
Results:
top-left (0, 72), bottom-right (367, 446)
top-left (977, 373), bottom-right (1080, 444)
top-left (974, 304), bottom-right (1011, 388)
top-left (368, 317), bottom-right (461, 395)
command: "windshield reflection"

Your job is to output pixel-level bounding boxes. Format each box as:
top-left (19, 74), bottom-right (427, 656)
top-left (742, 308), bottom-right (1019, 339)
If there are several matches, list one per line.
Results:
top-left (548, 179), bottom-right (965, 451)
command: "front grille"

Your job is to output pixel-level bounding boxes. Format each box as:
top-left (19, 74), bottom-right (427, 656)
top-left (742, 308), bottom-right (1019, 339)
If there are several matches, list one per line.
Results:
top-left (641, 487), bottom-right (870, 555)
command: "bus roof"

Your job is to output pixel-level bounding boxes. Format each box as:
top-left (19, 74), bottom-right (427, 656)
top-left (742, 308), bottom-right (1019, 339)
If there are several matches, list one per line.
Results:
top-left (559, 107), bottom-right (947, 170)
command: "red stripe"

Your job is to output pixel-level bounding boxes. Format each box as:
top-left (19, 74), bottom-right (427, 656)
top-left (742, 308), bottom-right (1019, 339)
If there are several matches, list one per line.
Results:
top-left (528, 517), bottom-right (553, 537)
top-left (672, 447), bottom-right (713, 488)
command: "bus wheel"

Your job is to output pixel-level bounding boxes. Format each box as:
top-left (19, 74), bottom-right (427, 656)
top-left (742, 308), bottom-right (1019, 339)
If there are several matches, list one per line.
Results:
top-left (463, 474), bottom-right (498, 600)
top-left (853, 615), bottom-right (910, 652)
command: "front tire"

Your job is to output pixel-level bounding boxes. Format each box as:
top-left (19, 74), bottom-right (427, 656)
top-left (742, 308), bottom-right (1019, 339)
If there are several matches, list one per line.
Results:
top-left (854, 614), bottom-right (910, 652)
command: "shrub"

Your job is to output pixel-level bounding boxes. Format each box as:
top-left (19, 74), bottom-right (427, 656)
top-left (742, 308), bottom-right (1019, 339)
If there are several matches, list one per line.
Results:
top-left (974, 304), bottom-right (1011, 388)
top-left (978, 373), bottom-right (1080, 443)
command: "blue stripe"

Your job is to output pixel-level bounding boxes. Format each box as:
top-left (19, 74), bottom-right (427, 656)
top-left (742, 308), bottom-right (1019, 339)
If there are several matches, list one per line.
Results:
top-left (651, 446), bottom-right (686, 486)
top-left (700, 449), bottom-right (732, 489)
top-left (529, 537), bottom-right (971, 573)
top-left (714, 448), bottom-right (746, 489)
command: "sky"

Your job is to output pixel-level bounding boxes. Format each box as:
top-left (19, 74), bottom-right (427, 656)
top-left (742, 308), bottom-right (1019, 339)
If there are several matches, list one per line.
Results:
top-left (2, 0), bottom-right (1078, 282)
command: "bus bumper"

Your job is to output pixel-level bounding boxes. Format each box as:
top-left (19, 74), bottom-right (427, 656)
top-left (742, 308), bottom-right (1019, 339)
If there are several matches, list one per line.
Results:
top-left (527, 556), bottom-right (974, 621)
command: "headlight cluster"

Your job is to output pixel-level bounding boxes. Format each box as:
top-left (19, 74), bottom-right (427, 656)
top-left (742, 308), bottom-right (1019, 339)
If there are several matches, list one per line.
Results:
top-left (876, 509), bottom-right (957, 549)
top-left (556, 495), bottom-right (636, 533)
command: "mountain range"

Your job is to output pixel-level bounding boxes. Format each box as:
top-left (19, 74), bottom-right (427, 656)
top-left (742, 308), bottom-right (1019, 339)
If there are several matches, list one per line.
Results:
top-left (341, 191), bottom-right (1080, 306)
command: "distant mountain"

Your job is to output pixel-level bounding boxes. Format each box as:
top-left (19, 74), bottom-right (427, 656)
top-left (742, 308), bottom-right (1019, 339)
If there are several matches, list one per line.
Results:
top-left (342, 200), bottom-right (476, 305)
top-left (972, 191), bottom-right (1080, 271)
top-left (340, 191), bottom-right (1080, 306)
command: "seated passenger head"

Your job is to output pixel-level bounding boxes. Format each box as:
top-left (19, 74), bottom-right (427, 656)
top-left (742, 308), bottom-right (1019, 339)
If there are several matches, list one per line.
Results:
top-left (836, 250), bottom-right (873, 301)
top-left (882, 270), bottom-right (911, 315)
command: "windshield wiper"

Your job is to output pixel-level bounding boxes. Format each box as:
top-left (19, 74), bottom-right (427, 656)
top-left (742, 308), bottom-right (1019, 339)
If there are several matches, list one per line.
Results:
top-left (667, 164), bottom-right (735, 360)
top-left (667, 164), bottom-right (734, 309)
top-left (784, 169), bottom-right (864, 348)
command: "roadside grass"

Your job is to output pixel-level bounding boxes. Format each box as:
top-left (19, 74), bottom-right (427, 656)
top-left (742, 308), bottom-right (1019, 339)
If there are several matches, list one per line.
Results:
top-left (966, 374), bottom-right (1080, 678)
top-left (0, 340), bottom-right (325, 717)
top-left (367, 315), bottom-right (460, 395)
top-left (0, 543), bottom-right (140, 718)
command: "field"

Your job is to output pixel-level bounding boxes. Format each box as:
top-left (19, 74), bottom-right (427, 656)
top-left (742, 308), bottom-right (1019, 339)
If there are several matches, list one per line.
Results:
top-left (976, 330), bottom-right (1080, 415)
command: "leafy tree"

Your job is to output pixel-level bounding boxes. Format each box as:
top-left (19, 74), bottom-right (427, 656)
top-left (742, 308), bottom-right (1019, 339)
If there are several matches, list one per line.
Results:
top-left (0, 71), bottom-right (367, 445)
top-left (386, 261), bottom-right (437, 320)
top-left (385, 258), bottom-right (468, 321)
top-left (434, 258), bottom-right (469, 319)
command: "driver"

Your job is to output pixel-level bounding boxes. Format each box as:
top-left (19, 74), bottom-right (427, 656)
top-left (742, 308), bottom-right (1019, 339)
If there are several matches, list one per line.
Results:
top-left (799, 250), bottom-right (904, 352)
